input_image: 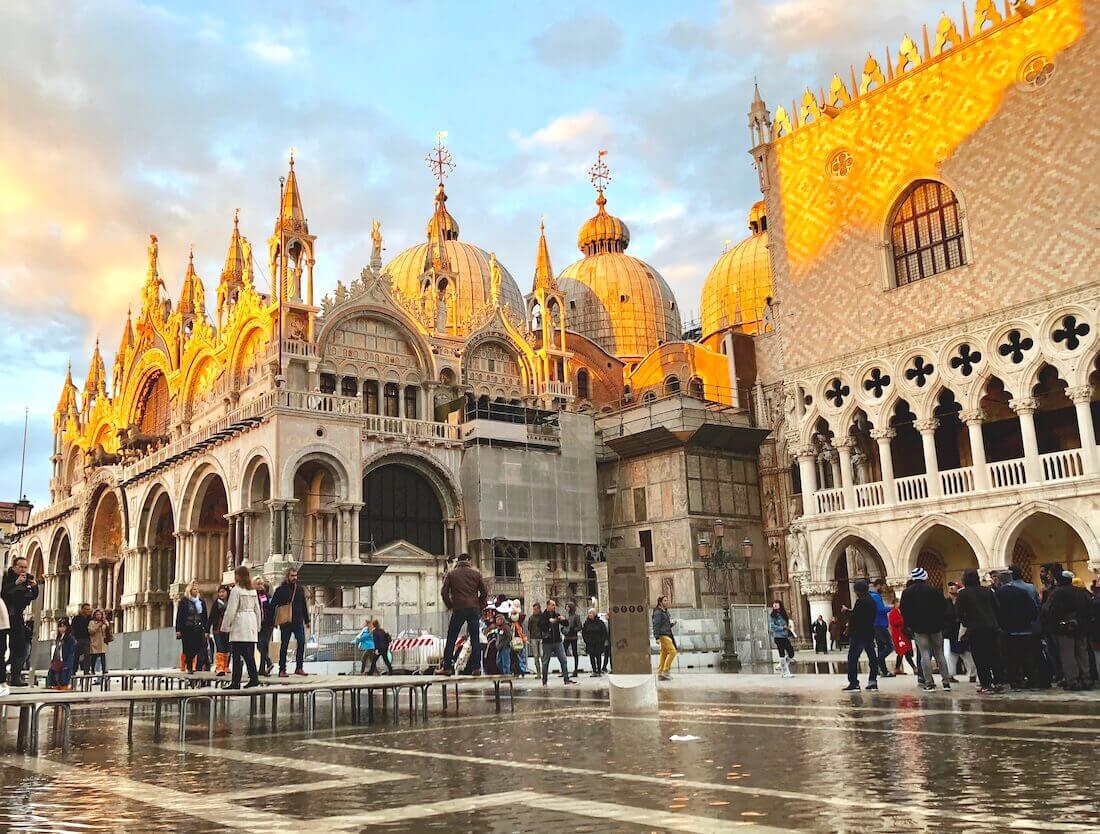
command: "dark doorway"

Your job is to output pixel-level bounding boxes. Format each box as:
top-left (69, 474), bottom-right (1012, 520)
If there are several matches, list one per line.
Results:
top-left (360, 464), bottom-right (444, 555)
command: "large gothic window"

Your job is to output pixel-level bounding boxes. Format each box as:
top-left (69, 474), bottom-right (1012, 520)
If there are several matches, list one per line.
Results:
top-left (137, 373), bottom-right (170, 437)
top-left (360, 464), bottom-right (444, 555)
top-left (890, 180), bottom-right (966, 286)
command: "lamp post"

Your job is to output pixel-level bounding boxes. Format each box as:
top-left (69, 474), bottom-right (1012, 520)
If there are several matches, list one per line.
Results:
top-left (14, 497), bottom-right (32, 528)
top-left (700, 519), bottom-right (747, 672)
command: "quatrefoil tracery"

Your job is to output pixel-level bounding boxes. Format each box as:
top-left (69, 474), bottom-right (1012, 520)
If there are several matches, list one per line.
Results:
top-left (824, 377), bottom-right (850, 408)
top-left (1052, 315), bottom-right (1090, 351)
top-left (998, 329), bottom-right (1034, 365)
top-left (904, 355), bottom-right (934, 388)
top-left (949, 343), bottom-right (982, 377)
top-left (863, 368), bottom-right (891, 398)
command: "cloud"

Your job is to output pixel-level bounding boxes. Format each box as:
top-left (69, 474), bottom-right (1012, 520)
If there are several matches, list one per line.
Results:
top-left (531, 15), bottom-right (622, 69)
top-left (515, 110), bottom-right (611, 151)
top-left (247, 39), bottom-right (297, 64)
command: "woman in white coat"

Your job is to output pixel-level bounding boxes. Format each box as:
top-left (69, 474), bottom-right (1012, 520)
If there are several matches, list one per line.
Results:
top-left (222, 564), bottom-right (261, 689)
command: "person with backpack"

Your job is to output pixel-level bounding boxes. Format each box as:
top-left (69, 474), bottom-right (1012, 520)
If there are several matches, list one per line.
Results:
top-left (355, 618), bottom-right (376, 675)
top-left (995, 569), bottom-right (1042, 689)
top-left (370, 619), bottom-right (393, 675)
top-left (1042, 570), bottom-right (1093, 691)
top-left (900, 568), bottom-right (953, 691)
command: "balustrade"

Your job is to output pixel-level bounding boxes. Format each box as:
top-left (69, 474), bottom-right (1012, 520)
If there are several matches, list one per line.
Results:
top-left (854, 482), bottom-right (884, 509)
top-left (939, 466), bottom-right (975, 497)
top-left (1040, 448), bottom-right (1084, 483)
top-left (895, 474), bottom-right (930, 503)
top-left (814, 487), bottom-right (845, 514)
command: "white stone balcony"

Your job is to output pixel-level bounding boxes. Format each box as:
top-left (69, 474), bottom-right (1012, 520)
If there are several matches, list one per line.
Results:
top-left (362, 413), bottom-right (460, 444)
top-left (807, 445), bottom-right (1096, 517)
top-left (538, 379), bottom-right (574, 399)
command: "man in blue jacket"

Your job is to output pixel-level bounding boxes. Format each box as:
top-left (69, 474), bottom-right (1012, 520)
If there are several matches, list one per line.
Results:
top-left (870, 579), bottom-right (896, 677)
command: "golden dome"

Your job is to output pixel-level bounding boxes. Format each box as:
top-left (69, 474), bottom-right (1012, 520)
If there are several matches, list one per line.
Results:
top-left (385, 241), bottom-right (525, 331)
top-left (700, 202), bottom-right (771, 338)
top-left (578, 193), bottom-right (630, 255)
top-left (558, 195), bottom-right (681, 359)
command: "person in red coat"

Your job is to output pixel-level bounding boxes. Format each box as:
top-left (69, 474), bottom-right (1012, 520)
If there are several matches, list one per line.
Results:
top-left (888, 600), bottom-right (918, 675)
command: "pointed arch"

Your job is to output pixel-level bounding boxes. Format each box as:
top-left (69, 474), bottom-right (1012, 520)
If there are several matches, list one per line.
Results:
top-left (993, 500), bottom-right (1100, 567)
top-left (898, 513), bottom-right (989, 571)
top-left (815, 525), bottom-right (894, 578)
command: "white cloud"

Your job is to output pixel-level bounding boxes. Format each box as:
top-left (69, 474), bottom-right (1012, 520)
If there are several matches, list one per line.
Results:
top-left (516, 110), bottom-right (611, 152)
top-left (247, 39), bottom-right (298, 64)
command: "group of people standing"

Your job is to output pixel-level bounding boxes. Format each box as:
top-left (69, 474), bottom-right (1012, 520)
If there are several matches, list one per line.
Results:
top-left (435, 553), bottom-right (611, 684)
top-left (173, 566), bottom-right (312, 688)
top-left (843, 564), bottom-right (1097, 693)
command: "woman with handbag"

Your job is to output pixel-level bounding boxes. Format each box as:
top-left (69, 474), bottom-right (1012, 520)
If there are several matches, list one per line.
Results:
top-left (45, 619), bottom-right (77, 690)
top-left (87, 608), bottom-right (109, 675)
top-left (222, 566), bottom-right (261, 689)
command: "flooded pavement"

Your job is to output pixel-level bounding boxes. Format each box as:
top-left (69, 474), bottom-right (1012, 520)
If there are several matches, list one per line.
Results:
top-left (0, 677), bottom-right (1096, 833)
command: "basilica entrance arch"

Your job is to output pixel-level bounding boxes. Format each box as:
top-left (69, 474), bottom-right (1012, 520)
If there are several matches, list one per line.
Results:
top-left (133, 485), bottom-right (177, 628)
top-left (179, 465), bottom-right (231, 595)
top-left (47, 528), bottom-right (73, 625)
top-left (86, 487), bottom-right (125, 612)
top-left (360, 462), bottom-right (446, 557)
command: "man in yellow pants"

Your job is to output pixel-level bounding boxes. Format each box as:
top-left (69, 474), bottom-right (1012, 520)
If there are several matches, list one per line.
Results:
top-left (652, 595), bottom-right (677, 680)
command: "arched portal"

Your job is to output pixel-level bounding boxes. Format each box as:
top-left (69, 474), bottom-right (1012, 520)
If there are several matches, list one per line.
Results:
top-left (910, 524), bottom-right (980, 590)
top-left (360, 464), bottom-right (445, 556)
top-left (242, 457), bottom-right (272, 564)
top-left (133, 488), bottom-right (177, 629)
top-left (292, 459), bottom-right (341, 561)
top-left (25, 542), bottom-right (46, 627)
top-left (181, 469), bottom-right (231, 595)
top-left (1004, 510), bottom-right (1091, 581)
top-left (828, 533), bottom-right (888, 616)
top-left (87, 489), bottom-right (125, 611)
top-left (48, 530), bottom-right (73, 627)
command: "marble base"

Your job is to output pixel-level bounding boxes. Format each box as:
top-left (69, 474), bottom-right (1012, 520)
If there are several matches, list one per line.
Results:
top-left (607, 673), bottom-right (658, 715)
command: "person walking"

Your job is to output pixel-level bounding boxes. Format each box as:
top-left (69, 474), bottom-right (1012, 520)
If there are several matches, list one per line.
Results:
top-left (222, 565), bottom-right (261, 689)
top-left (842, 580), bottom-right (879, 691)
top-left (652, 595), bottom-right (677, 681)
top-left (869, 580), bottom-right (895, 677)
top-left (887, 600), bottom-right (918, 675)
top-left (563, 602), bottom-right (583, 677)
top-left (436, 553), bottom-right (488, 676)
top-left (271, 567), bottom-right (311, 678)
top-left (356, 618), bottom-right (376, 675)
top-left (811, 615), bottom-right (828, 654)
top-left (87, 609), bottom-right (109, 675)
top-left (955, 568), bottom-right (1004, 693)
top-left (539, 600), bottom-right (575, 685)
top-left (527, 603), bottom-right (543, 675)
top-left (45, 619), bottom-right (77, 690)
top-left (769, 601), bottom-right (796, 678)
top-left (370, 620), bottom-right (393, 675)
top-left (2, 556), bottom-right (39, 687)
top-left (175, 580), bottom-right (209, 674)
top-left (582, 608), bottom-right (608, 676)
top-left (254, 577), bottom-right (274, 676)
top-left (209, 585), bottom-right (231, 675)
top-left (900, 568), bottom-right (953, 691)
top-left (1043, 570), bottom-right (1093, 691)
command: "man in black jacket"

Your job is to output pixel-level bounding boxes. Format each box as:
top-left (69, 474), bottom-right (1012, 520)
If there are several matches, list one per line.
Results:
top-left (270, 567), bottom-right (311, 677)
top-left (1042, 571), bottom-right (1093, 690)
top-left (842, 580), bottom-right (879, 691)
top-left (1, 556), bottom-right (39, 687)
top-left (995, 569), bottom-right (1042, 689)
top-left (900, 567), bottom-right (952, 691)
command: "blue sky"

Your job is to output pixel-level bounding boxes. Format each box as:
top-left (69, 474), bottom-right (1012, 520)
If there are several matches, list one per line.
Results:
top-left (0, 0), bottom-right (944, 506)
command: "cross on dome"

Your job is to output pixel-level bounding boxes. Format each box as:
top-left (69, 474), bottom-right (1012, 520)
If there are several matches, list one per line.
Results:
top-left (426, 132), bottom-right (455, 186)
top-left (588, 149), bottom-right (611, 195)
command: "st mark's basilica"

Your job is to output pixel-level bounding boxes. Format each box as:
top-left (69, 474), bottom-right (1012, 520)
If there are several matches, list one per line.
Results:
top-left (10, 0), bottom-right (1099, 641)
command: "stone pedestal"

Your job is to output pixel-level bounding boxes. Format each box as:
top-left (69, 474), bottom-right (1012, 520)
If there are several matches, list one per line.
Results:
top-left (804, 581), bottom-right (836, 628)
top-left (518, 560), bottom-right (550, 606)
top-left (592, 561), bottom-right (609, 611)
top-left (608, 674), bottom-right (658, 714)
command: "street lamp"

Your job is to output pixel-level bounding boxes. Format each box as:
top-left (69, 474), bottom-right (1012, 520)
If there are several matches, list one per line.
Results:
top-left (700, 520), bottom-right (746, 672)
top-left (14, 497), bottom-right (32, 528)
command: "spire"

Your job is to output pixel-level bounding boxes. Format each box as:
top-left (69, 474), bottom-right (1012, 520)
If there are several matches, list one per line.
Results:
top-left (118, 306), bottom-right (134, 355)
top-left (533, 217), bottom-right (556, 291)
top-left (56, 359), bottom-right (79, 416)
top-left (278, 150), bottom-right (308, 233)
top-left (426, 185), bottom-right (454, 272)
top-left (84, 338), bottom-right (107, 399)
top-left (749, 78), bottom-right (772, 147)
top-left (178, 246), bottom-right (206, 319)
top-left (220, 208), bottom-right (247, 286)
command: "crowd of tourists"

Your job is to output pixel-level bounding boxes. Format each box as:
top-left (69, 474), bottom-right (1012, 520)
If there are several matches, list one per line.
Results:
top-left (834, 563), bottom-right (1099, 693)
top-left (434, 552), bottom-right (611, 684)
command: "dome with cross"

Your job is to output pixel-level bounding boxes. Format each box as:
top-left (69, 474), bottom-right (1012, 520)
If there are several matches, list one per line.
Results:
top-left (699, 201), bottom-right (772, 340)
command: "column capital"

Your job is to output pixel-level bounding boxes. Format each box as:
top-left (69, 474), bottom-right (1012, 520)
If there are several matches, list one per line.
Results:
top-left (914, 418), bottom-right (940, 434)
top-left (834, 437), bottom-right (857, 452)
top-left (885, 574), bottom-right (911, 590)
top-left (870, 427), bottom-right (896, 441)
top-left (1066, 385), bottom-right (1094, 405)
top-left (792, 444), bottom-right (817, 461)
top-left (960, 408), bottom-right (985, 425)
top-left (1010, 397), bottom-right (1039, 415)
top-left (802, 580), bottom-right (836, 600)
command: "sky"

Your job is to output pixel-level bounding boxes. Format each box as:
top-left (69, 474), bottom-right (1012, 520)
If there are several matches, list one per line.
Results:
top-left (0, 0), bottom-right (945, 507)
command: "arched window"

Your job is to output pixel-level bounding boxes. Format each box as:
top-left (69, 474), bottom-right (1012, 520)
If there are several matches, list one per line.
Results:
top-left (363, 380), bottom-right (379, 414)
top-left (383, 383), bottom-right (400, 417)
top-left (403, 385), bottom-right (418, 419)
top-left (664, 376), bottom-right (681, 396)
top-left (889, 180), bottom-right (966, 286)
top-left (360, 464), bottom-right (444, 554)
top-left (576, 369), bottom-right (590, 400)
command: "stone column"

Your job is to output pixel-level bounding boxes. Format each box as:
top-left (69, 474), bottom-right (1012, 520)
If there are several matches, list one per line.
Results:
top-left (961, 409), bottom-right (991, 490)
top-left (592, 561), bottom-right (609, 611)
top-left (870, 428), bottom-right (896, 505)
top-left (518, 560), bottom-right (550, 607)
top-left (242, 511), bottom-right (252, 565)
top-left (804, 581), bottom-right (836, 631)
top-left (825, 449), bottom-right (841, 490)
top-left (1067, 386), bottom-right (1098, 474)
top-left (794, 445), bottom-right (818, 516)
top-left (916, 418), bottom-right (941, 498)
top-left (835, 438), bottom-right (856, 510)
top-left (1010, 398), bottom-right (1041, 482)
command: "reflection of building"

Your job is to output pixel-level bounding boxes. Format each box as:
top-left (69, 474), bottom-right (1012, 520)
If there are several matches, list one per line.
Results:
top-left (749, 0), bottom-right (1100, 633)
